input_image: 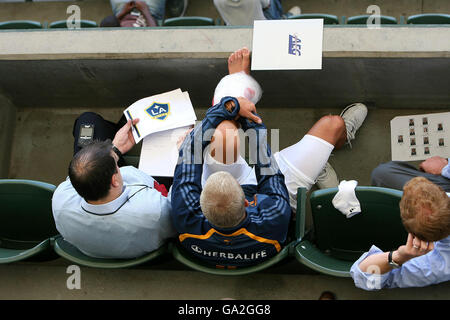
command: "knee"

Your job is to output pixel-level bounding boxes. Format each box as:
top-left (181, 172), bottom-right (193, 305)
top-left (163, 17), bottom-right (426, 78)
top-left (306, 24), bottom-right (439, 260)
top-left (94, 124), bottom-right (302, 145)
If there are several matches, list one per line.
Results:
top-left (318, 115), bottom-right (346, 133)
top-left (75, 112), bottom-right (104, 125)
top-left (371, 162), bottom-right (391, 185)
top-left (211, 120), bottom-right (240, 164)
top-left (316, 115), bottom-right (346, 138)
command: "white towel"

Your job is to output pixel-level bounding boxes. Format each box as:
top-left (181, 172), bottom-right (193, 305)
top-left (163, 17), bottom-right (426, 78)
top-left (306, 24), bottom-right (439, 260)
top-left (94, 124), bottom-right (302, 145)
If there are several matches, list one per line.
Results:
top-left (332, 180), bottom-right (361, 218)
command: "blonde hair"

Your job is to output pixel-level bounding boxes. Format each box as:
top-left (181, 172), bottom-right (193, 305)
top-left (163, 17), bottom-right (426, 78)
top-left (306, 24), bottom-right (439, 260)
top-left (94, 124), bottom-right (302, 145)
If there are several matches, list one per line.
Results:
top-left (200, 171), bottom-right (246, 228)
top-left (400, 177), bottom-right (450, 241)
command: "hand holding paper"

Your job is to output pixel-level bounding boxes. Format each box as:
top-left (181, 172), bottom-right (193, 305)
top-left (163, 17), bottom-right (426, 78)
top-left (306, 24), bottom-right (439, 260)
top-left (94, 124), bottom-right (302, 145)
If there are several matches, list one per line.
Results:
top-left (112, 118), bottom-right (140, 154)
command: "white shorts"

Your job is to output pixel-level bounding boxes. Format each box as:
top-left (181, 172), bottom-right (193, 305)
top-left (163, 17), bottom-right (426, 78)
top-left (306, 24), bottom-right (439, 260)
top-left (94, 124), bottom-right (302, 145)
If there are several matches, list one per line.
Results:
top-left (274, 134), bottom-right (334, 210)
top-left (202, 134), bottom-right (333, 210)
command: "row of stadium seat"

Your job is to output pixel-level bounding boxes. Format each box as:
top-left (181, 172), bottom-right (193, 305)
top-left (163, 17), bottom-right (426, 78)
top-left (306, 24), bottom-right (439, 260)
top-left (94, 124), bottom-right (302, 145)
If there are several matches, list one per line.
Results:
top-left (0, 179), bottom-right (407, 276)
top-left (0, 13), bottom-right (449, 29)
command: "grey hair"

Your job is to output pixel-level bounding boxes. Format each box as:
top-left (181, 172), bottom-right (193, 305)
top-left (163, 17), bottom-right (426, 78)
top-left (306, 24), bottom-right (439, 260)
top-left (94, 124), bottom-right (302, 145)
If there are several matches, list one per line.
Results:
top-left (200, 171), bottom-right (246, 228)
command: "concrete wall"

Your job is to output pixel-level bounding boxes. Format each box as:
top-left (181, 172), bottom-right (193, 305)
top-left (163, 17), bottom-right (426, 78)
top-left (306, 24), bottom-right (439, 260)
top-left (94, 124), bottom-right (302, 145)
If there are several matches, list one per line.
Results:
top-left (0, 27), bottom-right (449, 110)
top-left (0, 91), bottom-right (16, 178)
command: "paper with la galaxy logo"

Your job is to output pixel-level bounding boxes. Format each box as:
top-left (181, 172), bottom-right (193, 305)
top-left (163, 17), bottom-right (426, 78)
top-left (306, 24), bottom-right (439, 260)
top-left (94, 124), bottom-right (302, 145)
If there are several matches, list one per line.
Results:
top-left (251, 19), bottom-right (324, 70)
top-left (123, 88), bottom-right (197, 143)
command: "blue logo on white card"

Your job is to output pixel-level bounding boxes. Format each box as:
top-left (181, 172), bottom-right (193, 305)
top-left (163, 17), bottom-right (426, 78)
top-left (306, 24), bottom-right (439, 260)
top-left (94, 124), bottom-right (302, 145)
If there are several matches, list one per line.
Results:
top-left (146, 102), bottom-right (170, 121)
top-left (288, 34), bottom-right (301, 56)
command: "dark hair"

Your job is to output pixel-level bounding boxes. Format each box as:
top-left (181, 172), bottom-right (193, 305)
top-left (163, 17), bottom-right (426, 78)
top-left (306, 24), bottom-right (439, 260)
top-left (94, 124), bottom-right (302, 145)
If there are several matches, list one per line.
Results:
top-left (68, 140), bottom-right (118, 201)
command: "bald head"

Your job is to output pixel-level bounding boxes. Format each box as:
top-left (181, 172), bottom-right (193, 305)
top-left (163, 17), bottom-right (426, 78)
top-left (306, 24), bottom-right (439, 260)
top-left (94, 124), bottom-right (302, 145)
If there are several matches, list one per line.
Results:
top-left (68, 140), bottom-right (117, 201)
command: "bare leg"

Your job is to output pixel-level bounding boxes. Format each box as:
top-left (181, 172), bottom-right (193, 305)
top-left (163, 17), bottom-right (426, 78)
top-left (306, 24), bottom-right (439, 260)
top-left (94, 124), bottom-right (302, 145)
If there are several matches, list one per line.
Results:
top-left (307, 115), bottom-right (347, 149)
top-left (210, 120), bottom-right (240, 164)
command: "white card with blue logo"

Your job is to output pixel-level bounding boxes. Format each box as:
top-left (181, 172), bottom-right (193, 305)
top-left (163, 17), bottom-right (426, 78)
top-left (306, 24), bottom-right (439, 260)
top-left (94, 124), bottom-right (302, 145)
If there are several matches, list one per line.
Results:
top-left (251, 19), bottom-right (323, 70)
top-left (124, 89), bottom-right (197, 143)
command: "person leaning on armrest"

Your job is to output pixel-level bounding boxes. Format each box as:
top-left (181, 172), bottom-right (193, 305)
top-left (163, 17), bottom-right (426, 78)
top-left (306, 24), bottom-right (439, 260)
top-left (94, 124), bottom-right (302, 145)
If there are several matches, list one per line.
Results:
top-left (350, 177), bottom-right (450, 290)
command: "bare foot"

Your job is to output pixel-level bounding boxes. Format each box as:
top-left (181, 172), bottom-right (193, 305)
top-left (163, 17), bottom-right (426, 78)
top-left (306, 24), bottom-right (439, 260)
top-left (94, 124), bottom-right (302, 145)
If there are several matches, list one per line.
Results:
top-left (228, 47), bottom-right (251, 75)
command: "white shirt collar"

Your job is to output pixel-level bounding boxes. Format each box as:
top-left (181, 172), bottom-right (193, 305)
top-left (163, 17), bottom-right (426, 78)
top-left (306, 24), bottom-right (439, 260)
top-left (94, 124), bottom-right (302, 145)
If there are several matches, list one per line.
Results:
top-left (81, 187), bottom-right (131, 215)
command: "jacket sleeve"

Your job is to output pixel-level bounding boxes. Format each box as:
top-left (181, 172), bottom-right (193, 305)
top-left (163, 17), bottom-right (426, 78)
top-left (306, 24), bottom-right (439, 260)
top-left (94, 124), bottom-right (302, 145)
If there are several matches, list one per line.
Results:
top-left (170, 97), bottom-right (240, 234)
top-left (441, 159), bottom-right (450, 179)
top-left (238, 116), bottom-right (291, 241)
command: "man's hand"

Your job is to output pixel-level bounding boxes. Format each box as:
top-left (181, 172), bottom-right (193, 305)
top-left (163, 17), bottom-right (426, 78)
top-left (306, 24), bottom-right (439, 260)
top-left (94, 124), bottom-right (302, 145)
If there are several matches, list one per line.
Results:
top-left (419, 156), bottom-right (448, 175)
top-left (393, 233), bottom-right (434, 265)
top-left (236, 97), bottom-right (262, 124)
top-left (112, 118), bottom-right (139, 154)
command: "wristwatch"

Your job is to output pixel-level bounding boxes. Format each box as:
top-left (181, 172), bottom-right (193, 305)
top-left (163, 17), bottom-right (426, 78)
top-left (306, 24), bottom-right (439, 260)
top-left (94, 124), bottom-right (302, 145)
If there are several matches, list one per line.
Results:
top-left (388, 251), bottom-right (401, 268)
top-left (112, 145), bottom-right (123, 158)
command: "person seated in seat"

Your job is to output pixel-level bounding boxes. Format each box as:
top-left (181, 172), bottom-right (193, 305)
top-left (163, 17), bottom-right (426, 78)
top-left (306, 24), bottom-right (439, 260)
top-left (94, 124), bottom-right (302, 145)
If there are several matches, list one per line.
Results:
top-left (213, 0), bottom-right (301, 26)
top-left (52, 112), bottom-right (176, 259)
top-left (100, 0), bottom-right (165, 27)
top-left (169, 47), bottom-right (368, 268)
top-left (372, 156), bottom-right (450, 193)
top-left (351, 177), bottom-right (450, 290)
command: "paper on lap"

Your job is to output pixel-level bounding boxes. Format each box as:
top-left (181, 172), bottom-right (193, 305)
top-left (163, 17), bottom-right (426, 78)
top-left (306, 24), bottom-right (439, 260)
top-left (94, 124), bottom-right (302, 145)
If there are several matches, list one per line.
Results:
top-left (391, 112), bottom-right (449, 161)
top-left (139, 125), bottom-right (193, 177)
top-left (123, 88), bottom-right (197, 177)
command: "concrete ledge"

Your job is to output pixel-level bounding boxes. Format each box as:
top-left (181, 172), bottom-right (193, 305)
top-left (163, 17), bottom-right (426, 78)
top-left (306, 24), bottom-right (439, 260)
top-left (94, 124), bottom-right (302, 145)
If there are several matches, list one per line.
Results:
top-left (0, 27), bottom-right (449, 60)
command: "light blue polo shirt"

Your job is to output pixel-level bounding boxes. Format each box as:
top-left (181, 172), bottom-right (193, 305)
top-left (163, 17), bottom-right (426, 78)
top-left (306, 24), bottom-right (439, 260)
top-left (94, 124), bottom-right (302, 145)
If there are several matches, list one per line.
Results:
top-left (52, 166), bottom-right (176, 259)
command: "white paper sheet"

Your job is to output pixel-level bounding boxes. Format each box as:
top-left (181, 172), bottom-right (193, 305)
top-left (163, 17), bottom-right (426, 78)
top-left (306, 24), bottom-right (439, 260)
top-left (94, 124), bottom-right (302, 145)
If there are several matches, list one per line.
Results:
top-left (123, 89), bottom-right (197, 143)
top-left (251, 19), bottom-right (324, 70)
top-left (139, 125), bottom-right (193, 177)
top-left (391, 112), bottom-right (450, 161)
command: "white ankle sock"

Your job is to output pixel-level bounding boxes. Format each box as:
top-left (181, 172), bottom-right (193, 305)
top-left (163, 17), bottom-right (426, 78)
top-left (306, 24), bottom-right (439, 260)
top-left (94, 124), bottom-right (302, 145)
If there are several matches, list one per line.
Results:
top-left (332, 180), bottom-right (361, 218)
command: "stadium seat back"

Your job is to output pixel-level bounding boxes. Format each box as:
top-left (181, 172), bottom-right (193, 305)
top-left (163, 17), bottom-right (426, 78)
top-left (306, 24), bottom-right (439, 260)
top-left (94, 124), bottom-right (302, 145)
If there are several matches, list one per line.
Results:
top-left (53, 236), bottom-right (169, 268)
top-left (310, 186), bottom-right (407, 261)
top-left (0, 179), bottom-right (58, 246)
top-left (288, 14), bottom-right (339, 25)
top-left (0, 179), bottom-right (58, 263)
top-left (163, 16), bottom-right (215, 26)
top-left (347, 15), bottom-right (398, 24)
top-left (49, 20), bottom-right (98, 29)
top-left (0, 20), bottom-right (42, 30)
top-left (407, 13), bottom-right (450, 24)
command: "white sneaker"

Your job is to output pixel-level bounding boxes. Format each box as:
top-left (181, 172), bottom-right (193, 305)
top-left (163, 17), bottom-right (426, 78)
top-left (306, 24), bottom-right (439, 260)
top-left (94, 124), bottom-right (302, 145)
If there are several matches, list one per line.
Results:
top-left (287, 6), bottom-right (301, 16)
top-left (316, 162), bottom-right (339, 189)
top-left (339, 103), bottom-right (368, 148)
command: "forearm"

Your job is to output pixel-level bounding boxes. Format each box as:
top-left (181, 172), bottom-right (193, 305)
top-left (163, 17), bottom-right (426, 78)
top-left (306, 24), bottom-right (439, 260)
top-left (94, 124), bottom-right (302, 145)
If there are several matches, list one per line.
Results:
top-left (142, 7), bottom-right (157, 26)
top-left (117, 6), bottom-right (132, 20)
top-left (358, 252), bottom-right (393, 274)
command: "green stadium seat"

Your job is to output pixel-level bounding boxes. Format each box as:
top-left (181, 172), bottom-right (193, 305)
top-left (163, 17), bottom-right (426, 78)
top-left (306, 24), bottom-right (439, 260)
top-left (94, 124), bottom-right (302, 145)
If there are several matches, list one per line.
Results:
top-left (346, 15), bottom-right (398, 25)
top-left (49, 20), bottom-right (98, 29)
top-left (170, 188), bottom-right (307, 275)
top-left (288, 14), bottom-right (339, 25)
top-left (52, 236), bottom-right (169, 268)
top-left (294, 186), bottom-right (407, 277)
top-left (171, 242), bottom-right (291, 276)
top-left (0, 179), bottom-right (58, 263)
top-left (407, 13), bottom-right (450, 24)
top-left (163, 16), bottom-right (215, 26)
top-left (0, 20), bottom-right (42, 30)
